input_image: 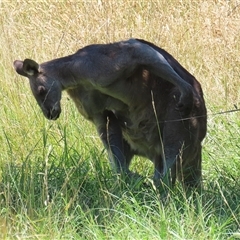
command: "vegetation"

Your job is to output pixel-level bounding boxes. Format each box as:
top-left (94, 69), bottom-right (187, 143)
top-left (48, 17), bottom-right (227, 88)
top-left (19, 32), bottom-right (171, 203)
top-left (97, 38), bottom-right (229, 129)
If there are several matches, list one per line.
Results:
top-left (0, 1), bottom-right (239, 239)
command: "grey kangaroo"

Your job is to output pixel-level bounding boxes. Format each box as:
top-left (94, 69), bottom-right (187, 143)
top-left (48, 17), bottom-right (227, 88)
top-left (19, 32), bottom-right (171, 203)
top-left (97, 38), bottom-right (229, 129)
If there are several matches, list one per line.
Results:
top-left (13, 38), bottom-right (207, 190)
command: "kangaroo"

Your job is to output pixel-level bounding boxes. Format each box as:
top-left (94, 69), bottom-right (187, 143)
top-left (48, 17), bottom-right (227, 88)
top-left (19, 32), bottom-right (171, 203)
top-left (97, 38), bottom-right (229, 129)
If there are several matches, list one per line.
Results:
top-left (13, 38), bottom-right (207, 190)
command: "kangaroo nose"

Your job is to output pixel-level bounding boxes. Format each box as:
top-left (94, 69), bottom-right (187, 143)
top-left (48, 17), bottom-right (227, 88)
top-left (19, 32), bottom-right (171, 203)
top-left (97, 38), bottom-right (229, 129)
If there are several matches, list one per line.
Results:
top-left (51, 106), bottom-right (61, 120)
top-left (48, 105), bottom-right (61, 120)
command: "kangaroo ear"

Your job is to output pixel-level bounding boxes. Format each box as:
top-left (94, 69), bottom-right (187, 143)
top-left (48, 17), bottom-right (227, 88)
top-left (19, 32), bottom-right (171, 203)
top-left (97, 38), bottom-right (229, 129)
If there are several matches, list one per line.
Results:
top-left (13, 59), bottom-right (39, 77)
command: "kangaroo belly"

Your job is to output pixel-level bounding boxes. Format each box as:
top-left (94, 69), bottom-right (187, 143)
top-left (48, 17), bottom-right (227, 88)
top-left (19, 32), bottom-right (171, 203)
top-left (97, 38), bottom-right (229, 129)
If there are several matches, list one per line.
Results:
top-left (120, 107), bottom-right (164, 160)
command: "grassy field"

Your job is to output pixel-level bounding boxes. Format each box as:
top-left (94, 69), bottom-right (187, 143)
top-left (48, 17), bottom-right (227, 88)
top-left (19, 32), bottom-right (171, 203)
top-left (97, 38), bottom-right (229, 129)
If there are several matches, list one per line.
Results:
top-left (0, 1), bottom-right (240, 239)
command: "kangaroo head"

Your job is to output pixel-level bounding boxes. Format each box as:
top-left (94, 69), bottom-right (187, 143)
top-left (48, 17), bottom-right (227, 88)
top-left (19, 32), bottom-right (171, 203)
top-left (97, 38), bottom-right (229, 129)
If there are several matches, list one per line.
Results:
top-left (13, 59), bottom-right (62, 120)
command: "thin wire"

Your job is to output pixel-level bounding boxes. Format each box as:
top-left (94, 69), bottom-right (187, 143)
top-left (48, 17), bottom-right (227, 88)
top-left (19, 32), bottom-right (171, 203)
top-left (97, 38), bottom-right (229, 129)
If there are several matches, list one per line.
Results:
top-left (161, 108), bottom-right (240, 123)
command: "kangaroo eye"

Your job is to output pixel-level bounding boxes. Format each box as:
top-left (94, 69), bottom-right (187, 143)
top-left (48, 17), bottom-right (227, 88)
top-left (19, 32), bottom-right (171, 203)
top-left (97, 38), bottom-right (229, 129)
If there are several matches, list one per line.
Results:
top-left (38, 86), bottom-right (46, 95)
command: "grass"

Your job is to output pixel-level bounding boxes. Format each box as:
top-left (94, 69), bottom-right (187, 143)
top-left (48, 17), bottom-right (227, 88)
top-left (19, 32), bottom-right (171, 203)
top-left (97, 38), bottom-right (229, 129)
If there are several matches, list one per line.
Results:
top-left (0, 1), bottom-right (240, 239)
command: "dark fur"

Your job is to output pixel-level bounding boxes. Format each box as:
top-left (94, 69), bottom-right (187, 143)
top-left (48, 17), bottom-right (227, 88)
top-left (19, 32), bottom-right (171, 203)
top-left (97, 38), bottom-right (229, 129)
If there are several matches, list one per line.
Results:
top-left (13, 39), bottom-right (207, 189)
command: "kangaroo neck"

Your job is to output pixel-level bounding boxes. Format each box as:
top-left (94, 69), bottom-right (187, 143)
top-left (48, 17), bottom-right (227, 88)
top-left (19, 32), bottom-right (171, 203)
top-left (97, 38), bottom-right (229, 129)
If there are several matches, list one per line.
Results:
top-left (40, 54), bottom-right (88, 90)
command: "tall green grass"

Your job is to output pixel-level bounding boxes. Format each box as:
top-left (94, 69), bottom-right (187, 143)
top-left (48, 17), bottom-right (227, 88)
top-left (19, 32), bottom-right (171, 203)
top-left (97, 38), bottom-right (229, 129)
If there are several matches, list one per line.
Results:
top-left (0, 1), bottom-right (239, 239)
